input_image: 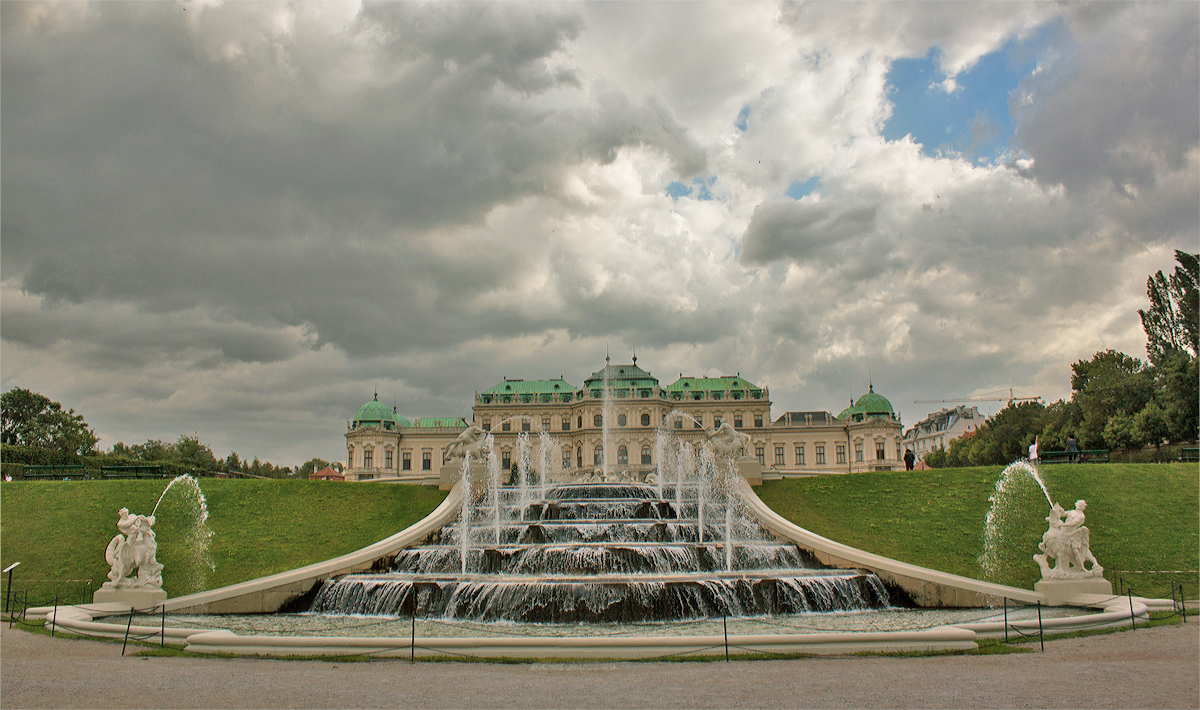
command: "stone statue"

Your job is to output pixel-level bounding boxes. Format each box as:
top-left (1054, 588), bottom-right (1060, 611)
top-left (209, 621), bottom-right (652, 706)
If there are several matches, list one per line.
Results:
top-left (444, 425), bottom-right (490, 464)
top-left (102, 508), bottom-right (164, 590)
top-left (1034, 500), bottom-right (1103, 579)
top-left (707, 422), bottom-right (750, 459)
top-left (644, 472), bottom-right (659, 485)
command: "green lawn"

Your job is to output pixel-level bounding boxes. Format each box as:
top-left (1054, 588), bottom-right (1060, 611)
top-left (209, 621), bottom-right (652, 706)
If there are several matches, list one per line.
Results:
top-left (757, 463), bottom-right (1199, 599)
top-left (2, 465), bottom-right (1196, 608)
top-left (0, 479), bottom-right (446, 603)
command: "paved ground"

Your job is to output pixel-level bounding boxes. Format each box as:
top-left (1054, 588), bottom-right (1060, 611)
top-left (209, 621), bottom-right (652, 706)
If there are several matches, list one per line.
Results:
top-left (2, 622), bottom-right (1197, 709)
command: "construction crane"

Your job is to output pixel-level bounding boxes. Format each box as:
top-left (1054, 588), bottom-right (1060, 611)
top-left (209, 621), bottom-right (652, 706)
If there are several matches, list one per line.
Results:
top-left (914, 388), bottom-right (1041, 405)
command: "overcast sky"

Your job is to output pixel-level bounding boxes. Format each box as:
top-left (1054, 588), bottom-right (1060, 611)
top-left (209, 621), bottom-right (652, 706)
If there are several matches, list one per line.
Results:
top-left (3, 1), bottom-right (1197, 466)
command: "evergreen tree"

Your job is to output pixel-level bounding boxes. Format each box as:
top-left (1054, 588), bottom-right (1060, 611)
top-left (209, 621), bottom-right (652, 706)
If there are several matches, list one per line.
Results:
top-left (1139, 250), bottom-right (1199, 365)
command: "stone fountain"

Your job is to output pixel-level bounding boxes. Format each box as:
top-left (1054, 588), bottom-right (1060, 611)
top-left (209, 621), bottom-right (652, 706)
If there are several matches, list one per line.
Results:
top-left (311, 426), bottom-right (889, 622)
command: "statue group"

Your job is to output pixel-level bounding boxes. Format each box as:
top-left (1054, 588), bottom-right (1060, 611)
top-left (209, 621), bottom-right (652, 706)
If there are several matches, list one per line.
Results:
top-left (101, 508), bottom-right (164, 590)
top-left (1034, 500), bottom-right (1104, 579)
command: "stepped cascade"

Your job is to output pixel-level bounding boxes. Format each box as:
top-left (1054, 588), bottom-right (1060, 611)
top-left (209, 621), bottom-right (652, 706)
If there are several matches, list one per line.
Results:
top-left (311, 461), bottom-right (891, 623)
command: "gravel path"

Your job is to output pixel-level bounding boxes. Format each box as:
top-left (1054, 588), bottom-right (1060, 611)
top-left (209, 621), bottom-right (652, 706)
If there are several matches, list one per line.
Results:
top-left (2, 622), bottom-right (1197, 709)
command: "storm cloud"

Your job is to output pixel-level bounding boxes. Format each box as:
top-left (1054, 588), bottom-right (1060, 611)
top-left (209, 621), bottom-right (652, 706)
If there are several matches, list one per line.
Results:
top-left (2, 1), bottom-right (1195, 463)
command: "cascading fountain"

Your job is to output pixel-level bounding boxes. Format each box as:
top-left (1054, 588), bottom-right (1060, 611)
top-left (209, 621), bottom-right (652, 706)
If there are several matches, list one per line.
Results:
top-left (310, 429), bottom-right (891, 623)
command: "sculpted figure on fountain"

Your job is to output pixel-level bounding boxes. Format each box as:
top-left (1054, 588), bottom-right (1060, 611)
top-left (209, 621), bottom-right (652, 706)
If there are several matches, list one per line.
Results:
top-left (102, 508), bottom-right (164, 590)
top-left (1034, 500), bottom-right (1103, 579)
top-left (707, 422), bottom-right (750, 459)
top-left (444, 425), bottom-right (490, 465)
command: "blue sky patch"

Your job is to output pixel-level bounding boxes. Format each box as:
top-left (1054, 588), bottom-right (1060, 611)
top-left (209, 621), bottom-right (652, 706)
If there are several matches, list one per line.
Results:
top-left (882, 19), bottom-right (1063, 163)
top-left (786, 176), bottom-right (821, 200)
top-left (735, 105), bottom-right (751, 132)
top-left (667, 176), bottom-right (716, 201)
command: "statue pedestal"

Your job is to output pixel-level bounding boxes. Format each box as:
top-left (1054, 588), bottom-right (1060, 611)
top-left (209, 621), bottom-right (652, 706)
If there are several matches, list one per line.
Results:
top-left (440, 461), bottom-right (490, 494)
top-left (737, 457), bottom-right (762, 487)
top-left (1035, 578), bottom-right (1113, 606)
top-left (93, 587), bottom-right (168, 609)
top-left (438, 464), bottom-right (458, 491)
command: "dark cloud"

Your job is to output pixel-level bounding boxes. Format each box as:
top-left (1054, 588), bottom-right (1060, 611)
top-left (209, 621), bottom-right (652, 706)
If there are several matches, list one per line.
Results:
top-left (1015, 3), bottom-right (1199, 202)
top-left (1, 2), bottom-right (1193, 464)
top-left (739, 200), bottom-right (880, 265)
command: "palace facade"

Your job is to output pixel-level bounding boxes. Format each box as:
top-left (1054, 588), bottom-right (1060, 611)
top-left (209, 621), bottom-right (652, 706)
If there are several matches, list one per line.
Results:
top-left (344, 356), bottom-right (904, 483)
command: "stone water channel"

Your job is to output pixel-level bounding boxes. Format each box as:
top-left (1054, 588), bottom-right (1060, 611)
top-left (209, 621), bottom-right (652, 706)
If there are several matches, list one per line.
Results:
top-left (307, 481), bottom-right (891, 623)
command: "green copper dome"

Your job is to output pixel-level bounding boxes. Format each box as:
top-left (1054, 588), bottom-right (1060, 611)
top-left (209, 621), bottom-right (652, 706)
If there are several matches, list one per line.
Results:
top-left (353, 393), bottom-right (407, 428)
top-left (838, 385), bottom-right (896, 422)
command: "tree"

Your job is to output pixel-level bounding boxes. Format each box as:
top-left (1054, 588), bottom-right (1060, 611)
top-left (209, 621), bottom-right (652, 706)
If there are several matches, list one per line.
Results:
top-left (1070, 350), bottom-right (1154, 448)
top-left (296, 457), bottom-right (332, 478)
top-left (1, 387), bottom-right (99, 455)
top-left (946, 401), bottom-right (1046, 466)
top-left (1139, 250), bottom-right (1199, 366)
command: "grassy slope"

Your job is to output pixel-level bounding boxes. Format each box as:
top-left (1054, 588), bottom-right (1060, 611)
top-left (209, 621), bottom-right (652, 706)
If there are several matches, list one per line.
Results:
top-left (757, 463), bottom-right (1199, 598)
top-left (0, 479), bottom-right (446, 600)
top-left (2, 465), bottom-right (1195, 605)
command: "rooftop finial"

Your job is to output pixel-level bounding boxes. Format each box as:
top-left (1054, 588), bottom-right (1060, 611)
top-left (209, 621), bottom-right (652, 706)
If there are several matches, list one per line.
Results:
top-left (373, 381), bottom-right (378, 401)
top-left (605, 344), bottom-right (610, 365)
top-left (632, 345), bottom-right (637, 366)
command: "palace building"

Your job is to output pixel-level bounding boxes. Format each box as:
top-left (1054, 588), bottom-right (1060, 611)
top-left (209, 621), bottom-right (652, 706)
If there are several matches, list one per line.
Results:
top-left (344, 356), bottom-right (903, 482)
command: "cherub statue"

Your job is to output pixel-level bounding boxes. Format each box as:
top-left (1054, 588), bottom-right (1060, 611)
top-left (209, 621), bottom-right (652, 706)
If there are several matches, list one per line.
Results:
top-left (102, 508), bottom-right (164, 590)
top-left (707, 422), bottom-right (751, 459)
top-left (1034, 500), bottom-right (1103, 579)
top-left (444, 425), bottom-right (490, 465)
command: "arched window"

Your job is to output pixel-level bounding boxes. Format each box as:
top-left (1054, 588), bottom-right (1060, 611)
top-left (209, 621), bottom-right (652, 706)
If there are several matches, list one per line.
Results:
top-left (347, 447), bottom-right (354, 469)
top-left (593, 446), bottom-right (603, 465)
top-left (617, 413), bottom-right (627, 427)
top-left (640, 413), bottom-right (650, 426)
top-left (594, 414), bottom-right (603, 427)
top-left (617, 445), bottom-right (628, 465)
top-left (641, 445), bottom-right (652, 465)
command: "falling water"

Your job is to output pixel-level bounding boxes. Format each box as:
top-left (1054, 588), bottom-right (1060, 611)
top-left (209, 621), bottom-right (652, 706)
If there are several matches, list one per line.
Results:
top-left (979, 459), bottom-right (1056, 583)
top-left (517, 433), bottom-right (532, 509)
top-left (151, 475), bottom-right (215, 595)
top-left (459, 455), bottom-right (471, 574)
top-left (601, 366), bottom-right (613, 478)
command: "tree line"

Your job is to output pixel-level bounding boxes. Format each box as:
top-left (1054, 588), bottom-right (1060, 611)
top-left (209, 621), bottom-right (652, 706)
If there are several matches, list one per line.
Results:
top-left (926, 251), bottom-right (1198, 467)
top-left (0, 387), bottom-right (337, 478)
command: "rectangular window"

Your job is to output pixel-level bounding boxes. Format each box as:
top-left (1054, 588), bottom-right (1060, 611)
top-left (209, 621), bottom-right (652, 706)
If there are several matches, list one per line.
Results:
top-left (877, 442), bottom-right (886, 460)
top-left (755, 446), bottom-right (765, 465)
top-left (562, 450), bottom-right (572, 469)
top-left (348, 451), bottom-right (353, 469)
top-left (562, 417), bottom-right (570, 431)
top-left (775, 446), bottom-right (785, 465)
top-left (385, 450), bottom-right (393, 470)
top-left (897, 444), bottom-right (902, 460)
top-left (577, 449), bottom-right (583, 468)
top-left (815, 445), bottom-right (825, 465)
top-left (714, 416), bottom-right (722, 428)
top-left (836, 445), bottom-right (846, 465)
top-left (542, 417), bottom-right (551, 431)
top-left (363, 450), bottom-right (373, 468)
top-left (754, 414), bottom-right (763, 428)
top-left (795, 445), bottom-right (805, 465)
top-left (674, 419), bottom-right (682, 429)
top-left (694, 416), bottom-right (703, 429)
top-left (502, 421), bottom-right (511, 432)
top-left (481, 418), bottom-right (491, 432)
top-left (522, 420), bottom-right (531, 432)
top-left (502, 452), bottom-right (511, 470)
top-left (855, 442), bottom-right (864, 462)
top-left (734, 415), bottom-right (743, 428)
top-left (402, 452), bottom-right (411, 470)
top-left (421, 452), bottom-right (431, 470)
